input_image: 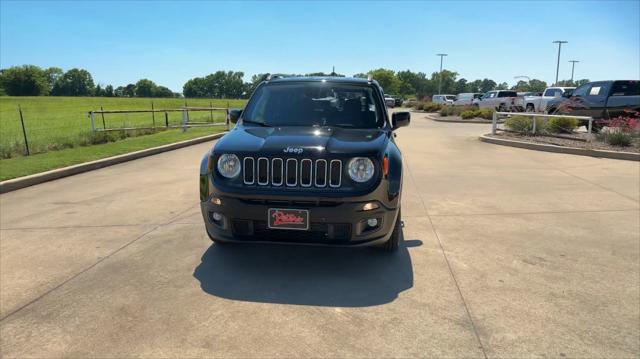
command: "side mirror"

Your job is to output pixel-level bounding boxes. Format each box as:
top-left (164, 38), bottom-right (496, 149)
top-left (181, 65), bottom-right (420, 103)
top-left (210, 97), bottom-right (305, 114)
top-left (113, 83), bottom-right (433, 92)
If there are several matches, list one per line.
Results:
top-left (229, 108), bottom-right (242, 124)
top-left (392, 112), bottom-right (410, 130)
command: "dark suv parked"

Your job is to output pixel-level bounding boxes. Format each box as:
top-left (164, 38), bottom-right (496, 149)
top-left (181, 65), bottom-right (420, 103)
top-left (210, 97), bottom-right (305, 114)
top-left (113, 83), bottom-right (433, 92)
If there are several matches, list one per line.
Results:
top-left (199, 77), bottom-right (410, 251)
top-left (546, 80), bottom-right (640, 130)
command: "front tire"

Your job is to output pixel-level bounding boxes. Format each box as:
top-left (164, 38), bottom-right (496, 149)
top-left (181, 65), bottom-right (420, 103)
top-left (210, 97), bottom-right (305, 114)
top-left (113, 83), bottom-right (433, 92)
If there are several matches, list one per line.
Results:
top-left (382, 209), bottom-right (402, 252)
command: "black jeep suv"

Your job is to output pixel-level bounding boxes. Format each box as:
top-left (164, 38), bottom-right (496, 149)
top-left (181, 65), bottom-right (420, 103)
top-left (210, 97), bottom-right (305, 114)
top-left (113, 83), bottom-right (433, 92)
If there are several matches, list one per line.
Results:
top-left (199, 77), bottom-right (410, 251)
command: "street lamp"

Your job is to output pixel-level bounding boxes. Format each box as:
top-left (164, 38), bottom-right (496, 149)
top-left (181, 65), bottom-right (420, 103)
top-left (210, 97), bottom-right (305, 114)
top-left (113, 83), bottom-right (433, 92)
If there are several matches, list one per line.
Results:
top-left (568, 60), bottom-right (579, 82)
top-left (436, 53), bottom-right (447, 94)
top-left (553, 40), bottom-right (568, 85)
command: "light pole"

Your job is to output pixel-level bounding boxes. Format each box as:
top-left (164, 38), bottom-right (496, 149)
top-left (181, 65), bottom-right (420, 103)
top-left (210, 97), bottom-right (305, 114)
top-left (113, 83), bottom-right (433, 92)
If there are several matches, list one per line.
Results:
top-left (436, 53), bottom-right (447, 94)
top-left (568, 60), bottom-right (579, 82)
top-left (553, 40), bottom-right (568, 85)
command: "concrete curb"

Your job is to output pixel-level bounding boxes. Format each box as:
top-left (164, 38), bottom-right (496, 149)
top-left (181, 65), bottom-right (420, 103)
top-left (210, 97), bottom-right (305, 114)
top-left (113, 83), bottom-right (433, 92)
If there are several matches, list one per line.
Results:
top-left (0, 132), bottom-right (227, 194)
top-left (479, 134), bottom-right (640, 161)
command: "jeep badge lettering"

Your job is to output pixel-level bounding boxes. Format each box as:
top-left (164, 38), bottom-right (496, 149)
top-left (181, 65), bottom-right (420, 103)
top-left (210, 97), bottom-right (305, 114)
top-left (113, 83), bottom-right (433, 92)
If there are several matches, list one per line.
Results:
top-left (283, 147), bottom-right (303, 154)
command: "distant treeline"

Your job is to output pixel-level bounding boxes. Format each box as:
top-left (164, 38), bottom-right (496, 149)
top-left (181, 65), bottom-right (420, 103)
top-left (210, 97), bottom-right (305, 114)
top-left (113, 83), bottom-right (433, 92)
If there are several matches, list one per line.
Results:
top-left (0, 65), bottom-right (589, 99)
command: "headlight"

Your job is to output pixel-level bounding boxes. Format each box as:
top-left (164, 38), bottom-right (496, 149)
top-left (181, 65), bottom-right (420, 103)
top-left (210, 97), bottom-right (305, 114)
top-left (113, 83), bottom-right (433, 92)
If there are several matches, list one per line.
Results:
top-left (348, 157), bottom-right (374, 183)
top-left (217, 154), bottom-right (241, 178)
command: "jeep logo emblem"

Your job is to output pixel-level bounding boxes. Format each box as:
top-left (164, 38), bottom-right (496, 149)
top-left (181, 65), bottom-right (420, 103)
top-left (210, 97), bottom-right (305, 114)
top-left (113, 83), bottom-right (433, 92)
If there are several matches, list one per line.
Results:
top-left (283, 147), bottom-right (303, 154)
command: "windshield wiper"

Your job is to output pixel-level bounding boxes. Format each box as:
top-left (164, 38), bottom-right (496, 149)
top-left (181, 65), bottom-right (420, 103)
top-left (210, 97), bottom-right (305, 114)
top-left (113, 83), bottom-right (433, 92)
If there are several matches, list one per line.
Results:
top-left (242, 119), bottom-right (271, 127)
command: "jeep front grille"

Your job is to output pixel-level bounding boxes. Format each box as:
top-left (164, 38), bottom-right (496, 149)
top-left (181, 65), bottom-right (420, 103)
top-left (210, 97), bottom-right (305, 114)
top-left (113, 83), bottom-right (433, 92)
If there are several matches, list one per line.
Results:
top-left (242, 157), bottom-right (342, 188)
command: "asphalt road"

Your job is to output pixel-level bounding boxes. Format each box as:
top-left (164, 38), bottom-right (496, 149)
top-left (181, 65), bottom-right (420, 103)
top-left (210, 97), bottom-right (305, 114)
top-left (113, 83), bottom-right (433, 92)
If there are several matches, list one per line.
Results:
top-left (1, 111), bottom-right (639, 358)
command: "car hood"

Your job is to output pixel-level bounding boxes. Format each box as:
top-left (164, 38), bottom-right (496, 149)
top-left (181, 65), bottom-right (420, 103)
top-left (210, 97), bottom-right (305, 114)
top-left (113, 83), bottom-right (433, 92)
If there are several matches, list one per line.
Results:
top-left (214, 125), bottom-right (389, 157)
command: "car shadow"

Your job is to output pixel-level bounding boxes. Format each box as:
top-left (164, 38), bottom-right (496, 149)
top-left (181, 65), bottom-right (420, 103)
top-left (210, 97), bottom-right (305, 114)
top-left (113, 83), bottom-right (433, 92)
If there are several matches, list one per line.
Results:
top-left (193, 232), bottom-right (421, 307)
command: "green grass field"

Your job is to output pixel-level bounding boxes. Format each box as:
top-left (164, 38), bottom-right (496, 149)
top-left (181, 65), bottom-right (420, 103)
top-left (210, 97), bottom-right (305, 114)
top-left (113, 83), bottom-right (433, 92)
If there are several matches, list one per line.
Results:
top-left (0, 96), bottom-right (246, 157)
top-left (0, 126), bottom-right (224, 181)
top-left (0, 96), bottom-right (246, 181)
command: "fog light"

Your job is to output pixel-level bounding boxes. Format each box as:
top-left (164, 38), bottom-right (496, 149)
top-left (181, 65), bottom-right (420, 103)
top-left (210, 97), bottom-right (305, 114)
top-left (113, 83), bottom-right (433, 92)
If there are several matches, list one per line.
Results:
top-left (362, 202), bottom-right (379, 211)
top-left (212, 212), bottom-right (223, 221)
top-left (367, 218), bottom-right (378, 227)
top-left (210, 196), bottom-right (222, 205)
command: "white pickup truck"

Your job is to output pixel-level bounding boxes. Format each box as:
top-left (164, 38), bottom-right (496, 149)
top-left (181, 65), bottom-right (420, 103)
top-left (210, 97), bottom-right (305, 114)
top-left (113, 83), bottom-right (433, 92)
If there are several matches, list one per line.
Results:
top-left (523, 87), bottom-right (575, 112)
top-left (472, 90), bottom-right (524, 112)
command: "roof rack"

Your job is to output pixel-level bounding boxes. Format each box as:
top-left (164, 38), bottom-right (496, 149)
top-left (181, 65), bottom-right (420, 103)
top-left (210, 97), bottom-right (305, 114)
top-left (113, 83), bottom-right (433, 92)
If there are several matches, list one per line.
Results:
top-left (266, 73), bottom-right (286, 81)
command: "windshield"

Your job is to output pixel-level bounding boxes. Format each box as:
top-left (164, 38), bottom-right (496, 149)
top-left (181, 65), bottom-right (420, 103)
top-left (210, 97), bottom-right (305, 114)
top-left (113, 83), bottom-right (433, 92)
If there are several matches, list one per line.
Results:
top-left (445, 95), bottom-right (456, 100)
top-left (242, 82), bottom-right (385, 128)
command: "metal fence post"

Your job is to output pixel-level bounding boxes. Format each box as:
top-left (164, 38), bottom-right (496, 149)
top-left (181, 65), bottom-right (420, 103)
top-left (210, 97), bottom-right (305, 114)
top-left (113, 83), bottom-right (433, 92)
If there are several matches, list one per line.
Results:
top-left (90, 111), bottom-right (95, 132)
top-left (151, 102), bottom-right (155, 128)
top-left (18, 105), bottom-right (30, 156)
top-left (100, 106), bottom-right (106, 129)
top-left (226, 108), bottom-right (230, 131)
top-left (492, 111), bottom-right (497, 135)
top-left (165, 112), bottom-right (169, 128)
top-left (532, 116), bottom-right (537, 135)
top-left (181, 108), bottom-right (187, 132)
top-left (184, 101), bottom-right (190, 122)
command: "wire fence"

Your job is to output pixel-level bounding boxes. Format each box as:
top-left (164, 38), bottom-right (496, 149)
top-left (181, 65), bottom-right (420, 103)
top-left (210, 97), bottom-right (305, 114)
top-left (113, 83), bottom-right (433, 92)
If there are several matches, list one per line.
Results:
top-left (1, 99), bottom-right (241, 159)
top-left (89, 107), bottom-right (230, 132)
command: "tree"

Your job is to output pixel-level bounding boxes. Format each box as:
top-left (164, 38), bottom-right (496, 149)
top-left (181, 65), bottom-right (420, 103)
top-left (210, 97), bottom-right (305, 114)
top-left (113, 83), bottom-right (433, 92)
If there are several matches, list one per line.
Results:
top-left (95, 84), bottom-right (104, 96)
top-left (480, 79), bottom-right (497, 92)
top-left (465, 79), bottom-right (483, 93)
top-left (51, 68), bottom-right (95, 96)
top-left (44, 67), bottom-right (63, 92)
top-left (397, 70), bottom-right (430, 98)
top-left (528, 79), bottom-right (547, 92)
top-left (431, 70), bottom-right (458, 95)
top-left (135, 79), bottom-right (157, 97)
top-left (183, 71), bottom-right (247, 98)
top-left (245, 73), bottom-right (269, 96)
top-left (556, 79), bottom-right (590, 87)
top-left (124, 84), bottom-right (136, 97)
top-left (368, 68), bottom-right (400, 94)
top-left (454, 78), bottom-right (468, 94)
top-left (0, 65), bottom-right (50, 96)
top-left (305, 72), bottom-right (344, 77)
top-left (574, 79), bottom-right (590, 86)
top-left (496, 82), bottom-right (509, 90)
top-left (154, 86), bottom-right (173, 98)
top-left (183, 77), bottom-right (207, 98)
top-left (104, 84), bottom-right (114, 97)
top-left (353, 73), bottom-right (368, 79)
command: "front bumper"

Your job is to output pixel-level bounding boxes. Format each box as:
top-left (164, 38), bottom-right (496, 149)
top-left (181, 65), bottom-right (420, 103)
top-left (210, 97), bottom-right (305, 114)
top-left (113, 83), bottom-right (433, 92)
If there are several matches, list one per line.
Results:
top-left (200, 194), bottom-right (399, 246)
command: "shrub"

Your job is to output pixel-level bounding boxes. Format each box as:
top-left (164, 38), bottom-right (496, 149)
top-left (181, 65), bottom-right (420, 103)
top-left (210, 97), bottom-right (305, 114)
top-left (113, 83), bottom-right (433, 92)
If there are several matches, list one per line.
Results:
top-left (545, 117), bottom-right (578, 134)
top-left (420, 102), bottom-right (442, 112)
top-left (608, 115), bottom-right (640, 136)
top-left (477, 108), bottom-right (494, 120)
top-left (413, 102), bottom-right (424, 111)
top-left (460, 110), bottom-right (477, 119)
top-left (439, 106), bottom-right (454, 116)
top-left (504, 116), bottom-right (545, 133)
top-left (604, 131), bottom-right (632, 147)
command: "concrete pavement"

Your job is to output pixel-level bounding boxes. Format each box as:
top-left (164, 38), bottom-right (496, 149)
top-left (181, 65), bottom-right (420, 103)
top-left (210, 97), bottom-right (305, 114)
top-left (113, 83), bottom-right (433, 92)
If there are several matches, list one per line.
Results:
top-left (1, 112), bottom-right (638, 358)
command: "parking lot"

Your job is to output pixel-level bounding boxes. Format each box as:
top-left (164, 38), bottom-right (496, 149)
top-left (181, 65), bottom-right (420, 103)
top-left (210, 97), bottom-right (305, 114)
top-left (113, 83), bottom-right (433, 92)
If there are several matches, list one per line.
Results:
top-left (1, 111), bottom-right (638, 358)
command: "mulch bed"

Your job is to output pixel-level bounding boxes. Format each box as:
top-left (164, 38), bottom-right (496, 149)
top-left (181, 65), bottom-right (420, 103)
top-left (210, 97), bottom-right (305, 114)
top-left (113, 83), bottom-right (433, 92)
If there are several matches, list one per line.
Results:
top-left (490, 131), bottom-right (640, 153)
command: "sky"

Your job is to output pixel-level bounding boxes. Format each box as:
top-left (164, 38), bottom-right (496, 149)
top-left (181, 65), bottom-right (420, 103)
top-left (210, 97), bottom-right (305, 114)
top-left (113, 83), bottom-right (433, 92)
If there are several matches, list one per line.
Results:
top-left (1, 0), bottom-right (639, 92)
